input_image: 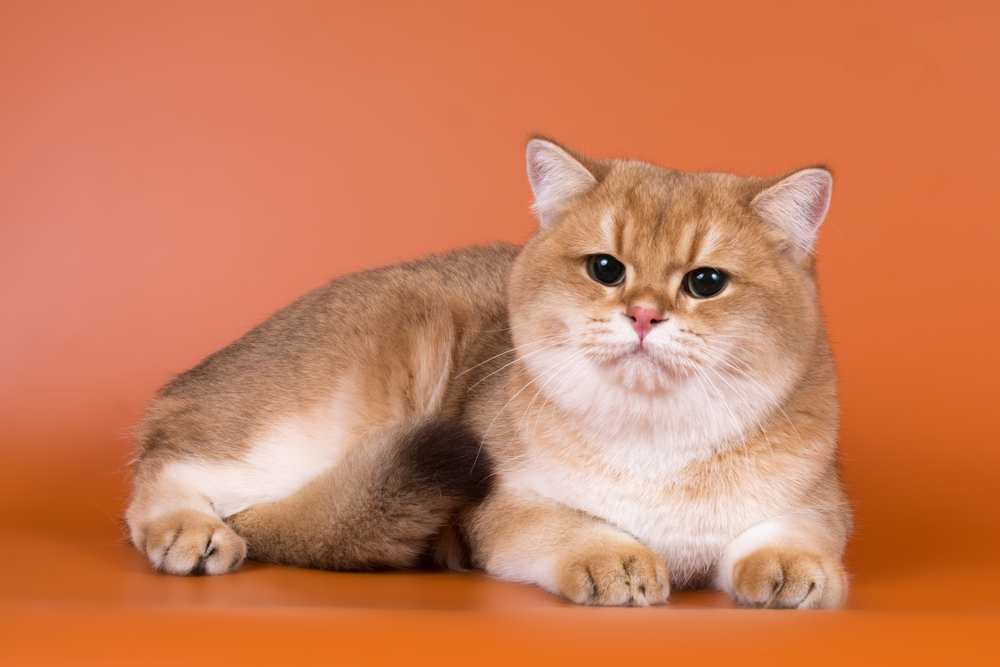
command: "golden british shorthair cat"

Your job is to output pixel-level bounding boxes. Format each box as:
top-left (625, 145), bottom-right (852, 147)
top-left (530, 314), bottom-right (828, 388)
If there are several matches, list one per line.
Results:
top-left (126, 138), bottom-right (851, 609)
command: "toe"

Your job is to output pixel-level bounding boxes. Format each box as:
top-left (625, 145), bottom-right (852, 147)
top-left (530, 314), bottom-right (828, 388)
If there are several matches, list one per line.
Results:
top-left (141, 510), bottom-right (246, 576)
top-left (732, 547), bottom-right (846, 609)
top-left (558, 542), bottom-right (670, 606)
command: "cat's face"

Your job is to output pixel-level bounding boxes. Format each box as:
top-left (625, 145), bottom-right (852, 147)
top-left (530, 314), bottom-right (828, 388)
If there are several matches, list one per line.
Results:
top-left (508, 140), bottom-right (831, 424)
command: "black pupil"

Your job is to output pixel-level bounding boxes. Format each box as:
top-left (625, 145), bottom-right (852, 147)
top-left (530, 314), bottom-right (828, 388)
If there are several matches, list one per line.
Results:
top-left (589, 255), bottom-right (625, 285)
top-left (687, 268), bottom-right (726, 297)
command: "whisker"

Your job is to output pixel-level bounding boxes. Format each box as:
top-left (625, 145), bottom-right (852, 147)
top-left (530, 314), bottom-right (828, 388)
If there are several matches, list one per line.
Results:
top-left (473, 355), bottom-right (572, 470)
top-left (713, 356), bottom-right (804, 451)
top-left (464, 335), bottom-right (569, 392)
top-left (455, 332), bottom-right (565, 379)
top-left (474, 345), bottom-right (585, 468)
top-left (536, 352), bottom-right (589, 441)
top-left (692, 365), bottom-right (750, 475)
top-left (679, 329), bottom-right (755, 341)
top-left (511, 349), bottom-right (589, 447)
top-left (454, 325), bottom-right (516, 333)
top-left (481, 359), bottom-right (531, 407)
top-left (704, 364), bottom-right (776, 473)
top-left (525, 349), bottom-right (589, 440)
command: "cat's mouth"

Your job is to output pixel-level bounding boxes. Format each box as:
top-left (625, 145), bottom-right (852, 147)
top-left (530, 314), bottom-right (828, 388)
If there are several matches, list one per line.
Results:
top-left (586, 337), bottom-right (699, 373)
top-left (592, 347), bottom-right (697, 393)
top-left (628, 344), bottom-right (650, 357)
top-left (608, 343), bottom-right (702, 375)
top-left (591, 341), bottom-right (653, 362)
top-left (628, 340), bottom-right (675, 361)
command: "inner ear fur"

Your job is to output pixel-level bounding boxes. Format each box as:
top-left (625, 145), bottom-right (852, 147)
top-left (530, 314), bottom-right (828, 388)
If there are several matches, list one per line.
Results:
top-left (526, 136), bottom-right (605, 227)
top-left (751, 167), bottom-right (833, 261)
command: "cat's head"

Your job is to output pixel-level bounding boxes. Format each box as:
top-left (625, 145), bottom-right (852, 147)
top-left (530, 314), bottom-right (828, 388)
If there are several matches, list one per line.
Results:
top-left (507, 138), bottom-right (832, 425)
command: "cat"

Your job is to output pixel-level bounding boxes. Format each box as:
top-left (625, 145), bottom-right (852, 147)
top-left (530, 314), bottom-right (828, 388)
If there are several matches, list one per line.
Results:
top-left (126, 137), bottom-right (851, 609)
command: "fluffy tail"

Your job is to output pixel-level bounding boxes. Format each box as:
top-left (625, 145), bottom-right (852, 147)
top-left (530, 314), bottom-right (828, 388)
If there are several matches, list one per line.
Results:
top-left (225, 418), bottom-right (492, 570)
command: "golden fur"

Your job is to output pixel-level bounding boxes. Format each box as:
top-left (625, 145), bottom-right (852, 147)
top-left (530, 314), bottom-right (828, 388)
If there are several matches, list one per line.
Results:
top-left (126, 138), bottom-right (851, 608)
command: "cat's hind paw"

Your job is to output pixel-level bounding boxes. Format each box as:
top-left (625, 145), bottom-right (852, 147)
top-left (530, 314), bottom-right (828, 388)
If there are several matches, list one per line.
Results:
top-left (141, 509), bottom-right (246, 575)
top-left (555, 541), bottom-right (670, 606)
top-left (731, 546), bottom-right (846, 609)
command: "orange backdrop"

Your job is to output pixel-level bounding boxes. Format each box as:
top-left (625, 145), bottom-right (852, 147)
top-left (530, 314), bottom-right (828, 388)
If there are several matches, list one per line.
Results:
top-left (1, 1), bottom-right (998, 664)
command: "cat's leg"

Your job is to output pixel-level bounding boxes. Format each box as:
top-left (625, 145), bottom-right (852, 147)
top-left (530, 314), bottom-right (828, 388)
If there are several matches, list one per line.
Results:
top-left (126, 412), bottom-right (353, 575)
top-left (466, 490), bottom-right (669, 606)
top-left (225, 419), bottom-right (492, 570)
top-left (131, 421), bottom-right (466, 576)
top-left (716, 517), bottom-right (848, 609)
top-left (127, 385), bottom-right (373, 575)
top-left (126, 461), bottom-right (247, 575)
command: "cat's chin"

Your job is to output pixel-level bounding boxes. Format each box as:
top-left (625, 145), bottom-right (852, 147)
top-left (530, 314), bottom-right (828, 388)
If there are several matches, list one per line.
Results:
top-left (599, 350), bottom-right (695, 394)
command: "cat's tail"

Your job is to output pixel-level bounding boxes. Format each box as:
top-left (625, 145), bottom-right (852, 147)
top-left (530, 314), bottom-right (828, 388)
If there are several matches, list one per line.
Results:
top-left (225, 418), bottom-right (493, 571)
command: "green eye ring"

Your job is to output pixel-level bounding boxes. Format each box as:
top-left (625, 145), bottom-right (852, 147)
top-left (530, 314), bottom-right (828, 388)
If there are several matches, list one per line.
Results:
top-left (587, 255), bottom-right (626, 286)
top-left (684, 267), bottom-right (728, 298)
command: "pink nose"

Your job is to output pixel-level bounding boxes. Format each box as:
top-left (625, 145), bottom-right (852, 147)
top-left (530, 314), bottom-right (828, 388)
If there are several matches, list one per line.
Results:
top-left (626, 305), bottom-right (663, 342)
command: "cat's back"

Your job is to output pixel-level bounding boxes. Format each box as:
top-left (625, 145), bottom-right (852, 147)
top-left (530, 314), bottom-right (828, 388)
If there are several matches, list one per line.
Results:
top-left (141, 243), bottom-right (520, 459)
top-left (162, 244), bottom-right (518, 387)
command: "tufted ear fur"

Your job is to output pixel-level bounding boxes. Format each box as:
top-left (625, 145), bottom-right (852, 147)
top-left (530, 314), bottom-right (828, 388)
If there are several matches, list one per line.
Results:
top-left (752, 168), bottom-right (833, 261)
top-left (526, 138), bottom-right (598, 227)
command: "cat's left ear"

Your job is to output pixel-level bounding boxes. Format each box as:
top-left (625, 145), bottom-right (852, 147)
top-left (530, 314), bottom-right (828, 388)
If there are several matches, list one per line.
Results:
top-left (752, 168), bottom-right (833, 260)
top-left (526, 138), bottom-right (598, 227)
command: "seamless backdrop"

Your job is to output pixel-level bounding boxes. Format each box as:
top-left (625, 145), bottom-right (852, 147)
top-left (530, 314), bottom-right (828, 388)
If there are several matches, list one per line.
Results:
top-left (1, 1), bottom-right (998, 665)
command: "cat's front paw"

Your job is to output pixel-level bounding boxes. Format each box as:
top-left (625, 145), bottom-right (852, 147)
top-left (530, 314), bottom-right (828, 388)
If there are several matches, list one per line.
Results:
top-left (731, 546), bottom-right (846, 609)
top-left (555, 541), bottom-right (670, 606)
top-left (140, 509), bottom-right (246, 575)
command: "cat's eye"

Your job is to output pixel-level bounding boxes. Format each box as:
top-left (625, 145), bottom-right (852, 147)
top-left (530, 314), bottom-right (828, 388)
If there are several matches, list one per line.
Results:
top-left (587, 255), bottom-right (626, 286)
top-left (684, 267), bottom-right (728, 298)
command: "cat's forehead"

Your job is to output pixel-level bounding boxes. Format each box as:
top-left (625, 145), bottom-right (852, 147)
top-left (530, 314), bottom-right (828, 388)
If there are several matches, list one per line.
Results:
top-left (604, 162), bottom-right (745, 220)
top-left (590, 162), bottom-right (753, 264)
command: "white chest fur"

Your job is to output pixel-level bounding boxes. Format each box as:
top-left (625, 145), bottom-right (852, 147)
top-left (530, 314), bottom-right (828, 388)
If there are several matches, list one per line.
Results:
top-left (504, 361), bottom-right (784, 588)
top-left (508, 374), bottom-right (783, 587)
top-left (509, 435), bottom-right (771, 588)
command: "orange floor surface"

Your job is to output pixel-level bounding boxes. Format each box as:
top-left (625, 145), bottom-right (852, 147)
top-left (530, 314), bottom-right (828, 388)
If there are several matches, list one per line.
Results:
top-left (2, 2), bottom-right (999, 665)
top-left (2, 440), bottom-right (998, 665)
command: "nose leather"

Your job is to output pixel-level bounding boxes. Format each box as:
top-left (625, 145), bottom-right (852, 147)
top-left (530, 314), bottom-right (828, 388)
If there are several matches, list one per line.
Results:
top-left (626, 305), bottom-right (663, 343)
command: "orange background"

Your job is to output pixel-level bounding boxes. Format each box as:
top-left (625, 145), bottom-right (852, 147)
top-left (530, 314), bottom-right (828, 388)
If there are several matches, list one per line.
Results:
top-left (1, 1), bottom-right (998, 664)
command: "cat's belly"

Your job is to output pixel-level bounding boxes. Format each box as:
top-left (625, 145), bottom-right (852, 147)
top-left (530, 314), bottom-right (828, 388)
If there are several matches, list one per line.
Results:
top-left (510, 458), bottom-right (767, 588)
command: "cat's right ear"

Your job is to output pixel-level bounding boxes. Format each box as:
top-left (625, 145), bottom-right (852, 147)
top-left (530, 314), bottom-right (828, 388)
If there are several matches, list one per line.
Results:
top-left (526, 138), bottom-right (598, 227)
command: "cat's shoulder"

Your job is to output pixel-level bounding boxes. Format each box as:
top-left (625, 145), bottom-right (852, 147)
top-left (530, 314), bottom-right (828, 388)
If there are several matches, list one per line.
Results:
top-left (366, 243), bottom-right (523, 299)
top-left (332, 242), bottom-right (521, 285)
top-left (418, 242), bottom-right (522, 277)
